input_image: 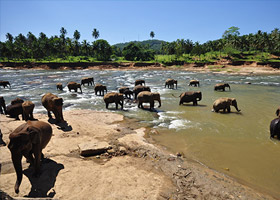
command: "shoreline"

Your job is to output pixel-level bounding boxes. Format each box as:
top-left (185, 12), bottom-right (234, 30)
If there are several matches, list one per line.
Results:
top-left (0, 109), bottom-right (277, 199)
top-left (1, 61), bottom-right (280, 76)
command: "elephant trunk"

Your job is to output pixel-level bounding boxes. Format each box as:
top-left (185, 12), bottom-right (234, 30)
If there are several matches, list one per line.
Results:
top-left (228, 85), bottom-right (231, 90)
top-left (11, 152), bottom-right (23, 194)
top-left (158, 99), bottom-right (161, 108)
top-left (232, 101), bottom-right (241, 112)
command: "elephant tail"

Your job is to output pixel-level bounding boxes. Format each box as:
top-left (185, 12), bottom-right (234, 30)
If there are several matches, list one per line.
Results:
top-left (171, 94), bottom-right (179, 98)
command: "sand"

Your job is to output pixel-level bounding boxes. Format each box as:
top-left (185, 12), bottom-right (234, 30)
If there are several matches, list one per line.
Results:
top-left (0, 110), bottom-right (276, 199)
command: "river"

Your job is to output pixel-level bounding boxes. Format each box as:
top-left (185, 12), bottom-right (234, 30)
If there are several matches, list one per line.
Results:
top-left (1, 69), bottom-right (280, 198)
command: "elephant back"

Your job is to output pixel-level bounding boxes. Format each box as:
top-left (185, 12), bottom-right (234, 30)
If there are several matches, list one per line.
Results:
top-left (11, 98), bottom-right (24, 105)
top-left (22, 101), bottom-right (35, 110)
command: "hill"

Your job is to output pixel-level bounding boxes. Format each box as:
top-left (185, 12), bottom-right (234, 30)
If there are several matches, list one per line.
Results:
top-left (113, 39), bottom-right (166, 53)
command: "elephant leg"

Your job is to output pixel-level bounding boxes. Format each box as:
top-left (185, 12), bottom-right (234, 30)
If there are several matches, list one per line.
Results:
top-left (15, 115), bottom-right (20, 120)
top-left (47, 111), bottom-right (52, 119)
top-left (193, 100), bottom-right (197, 106)
top-left (0, 106), bottom-right (3, 114)
top-left (106, 103), bottom-right (109, 109)
top-left (30, 113), bottom-right (35, 120)
top-left (223, 108), bottom-right (226, 113)
top-left (116, 102), bottom-right (118, 110)
top-left (227, 106), bottom-right (231, 113)
top-left (32, 145), bottom-right (42, 176)
top-left (23, 151), bottom-right (34, 165)
top-left (138, 102), bottom-right (141, 108)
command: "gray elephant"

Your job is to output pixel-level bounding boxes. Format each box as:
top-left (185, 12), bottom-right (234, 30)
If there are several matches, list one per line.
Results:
top-left (11, 98), bottom-right (24, 105)
top-left (133, 85), bottom-right (151, 99)
top-left (189, 80), bottom-right (199, 87)
top-left (214, 83), bottom-right (231, 91)
top-left (165, 79), bottom-right (177, 89)
top-left (56, 83), bottom-right (63, 91)
top-left (94, 84), bottom-right (107, 96)
top-left (0, 81), bottom-right (11, 88)
top-left (270, 117), bottom-right (280, 139)
top-left (276, 107), bottom-right (280, 117)
top-left (179, 91), bottom-right (202, 106)
top-left (119, 87), bottom-right (133, 99)
top-left (213, 97), bottom-right (241, 113)
top-left (0, 96), bottom-right (6, 114)
top-left (81, 77), bottom-right (94, 86)
top-left (22, 100), bottom-right (35, 121)
top-left (135, 79), bottom-right (145, 86)
top-left (137, 91), bottom-right (161, 110)
top-left (8, 121), bottom-right (52, 194)
top-left (67, 81), bottom-right (82, 93)
top-left (41, 93), bottom-right (64, 123)
top-left (104, 92), bottom-right (124, 110)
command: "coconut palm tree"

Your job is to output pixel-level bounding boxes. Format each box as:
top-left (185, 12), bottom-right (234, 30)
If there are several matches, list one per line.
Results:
top-left (150, 31), bottom-right (155, 39)
top-left (92, 28), bottom-right (99, 40)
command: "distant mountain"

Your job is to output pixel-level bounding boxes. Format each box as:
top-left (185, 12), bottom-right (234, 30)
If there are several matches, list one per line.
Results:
top-left (113, 39), bottom-right (166, 53)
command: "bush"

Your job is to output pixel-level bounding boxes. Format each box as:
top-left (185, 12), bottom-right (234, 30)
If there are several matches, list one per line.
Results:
top-left (122, 42), bottom-right (155, 61)
top-left (92, 39), bottom-right (112, 61)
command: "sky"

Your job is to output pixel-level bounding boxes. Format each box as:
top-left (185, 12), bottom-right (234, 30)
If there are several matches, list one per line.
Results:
top-left (0, 0), bottom-right (280, 45)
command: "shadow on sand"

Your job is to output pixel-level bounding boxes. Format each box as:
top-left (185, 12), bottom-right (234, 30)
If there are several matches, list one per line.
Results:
top-left (48, 119), bottom-right (73, 132)
top-left (23, 158), bottom-right (64, 198)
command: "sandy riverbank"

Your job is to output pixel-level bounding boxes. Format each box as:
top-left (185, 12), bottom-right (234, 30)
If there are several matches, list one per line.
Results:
top-left (0, 110), bottom-right (276, 199)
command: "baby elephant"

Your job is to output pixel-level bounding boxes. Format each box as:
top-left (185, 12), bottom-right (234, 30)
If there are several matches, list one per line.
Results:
top-left (214, 83), bottom-right (231, 91)
top-left (104, 92), bottom-right (124, 110)
top-left (56, 83), bottom-right (63, 91)
top-left (67, 82), bottom-right (82, 93)
top-left (8, 121), bottom-right (52, 194)
top-left (189, 80), bottom-right (199, 87)
top-left (270, 118), bottom-right (280, 139)
top-left (22, 101), bottom-right (35, 121)
top-left (135, 79), bottom-right (145, 86)
top-left (213, 97), bottom-right (241, 113)
top-left (165, 79), bottom-right (177, 89)
top-left (0, 81), bottom-right (11, 88)
top-left (119, 87), bottom-right (133, 99)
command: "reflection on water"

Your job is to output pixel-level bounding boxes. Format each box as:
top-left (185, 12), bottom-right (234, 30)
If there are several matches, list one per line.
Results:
top-left (1, 69), bottom-right (280, 197)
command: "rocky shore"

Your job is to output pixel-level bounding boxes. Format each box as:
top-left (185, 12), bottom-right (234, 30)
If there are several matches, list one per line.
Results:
top-left (0, 110), bottom-right (276, 199)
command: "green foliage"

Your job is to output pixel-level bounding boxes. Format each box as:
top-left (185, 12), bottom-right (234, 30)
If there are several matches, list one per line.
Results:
top-left (122, 42), bottom-right (155, 61)
top-left (92, 39), bottom-right (112, 61)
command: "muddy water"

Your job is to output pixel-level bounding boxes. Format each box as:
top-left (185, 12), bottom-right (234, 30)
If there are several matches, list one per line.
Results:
top-left (1, 69), bottom-right (280, 197)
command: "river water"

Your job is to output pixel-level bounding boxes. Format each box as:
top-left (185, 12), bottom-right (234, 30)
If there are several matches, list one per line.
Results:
top-left (1, 69), bottom-right (280, 197)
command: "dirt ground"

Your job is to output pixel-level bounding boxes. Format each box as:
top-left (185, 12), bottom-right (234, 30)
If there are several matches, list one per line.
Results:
top-left (0, 110), bottom-right (276, 200)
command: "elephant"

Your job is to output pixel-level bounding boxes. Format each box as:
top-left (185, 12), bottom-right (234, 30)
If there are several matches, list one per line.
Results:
top-left (11, 98), bottom-right (24, 105)
top-left (213, 97), bottom-right (241, 113)
top-left (41, 93), bottom-right (64, 123)
top-left (81, 77), bottom-right (94, 86)
top-left (67, 81), bottom-right (82, 93)
top-left (135, 79), bottom-right (145, 86)
top-left (137, 91), bottom-right (161, 110)
top-left (0, 96), bottom-right (6, 114)
top-left (56, 83), bottom-right (63, 91)
top-left (276, 107), bottom-right (280, 117)
top-left (214, 83), bottom-right (231, 91)
top-left (189, 80), bottom-right (199, 87)
top-left (133, 85), bottom-right (151, 99)
top-left (22, 101), bottom-right (35, 121)
top-left (8, 120), bottom-right (52, 194)
top-left (270, 117), bottom-right (280, 139)
top-left (0, 129), bottom-right (6, 146)
top-left (94, 84), bottom-right (107, 96)
top-left (6, 103), bottom-right (24, 120)
top-left (165, 79), bottom-right (177, 89)
top-left (0, 81), bottom-right (11, 88)
top-left (103, 92), bottom-right (124, 110)
top-left (119, 87), bottom-right (133, 99)
top-left (179, 91), bottom-right (202, 106)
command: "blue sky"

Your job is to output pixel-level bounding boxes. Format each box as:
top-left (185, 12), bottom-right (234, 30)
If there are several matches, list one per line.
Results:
top-left (0, 0), bottom-right (279, 45)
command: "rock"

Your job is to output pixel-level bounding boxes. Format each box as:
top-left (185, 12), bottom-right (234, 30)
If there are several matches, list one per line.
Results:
top-left (78, 141), bottom-right (112, 157)
top-left (107, 148), bottom-right (116, 154)
top-left (119, 146), bottom-right (127, 153)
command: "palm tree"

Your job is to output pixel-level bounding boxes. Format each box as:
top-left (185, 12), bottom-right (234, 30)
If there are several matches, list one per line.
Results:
top-left (6, 33), bottom-right (14, 43)
top-left (150, 31), bottom-right (155, 39)
top-left (73, 30), bottom-right (80, 41)
top-left (92, 28), bottom-right (99, 40)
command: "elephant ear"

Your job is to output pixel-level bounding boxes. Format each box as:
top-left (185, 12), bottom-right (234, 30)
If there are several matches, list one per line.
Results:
top-left (276, 108), bottom-right (280, 116)
top-left (27, 126), bottom-right (41, 144)
top-left (54, 98), bottom-right (63, 106)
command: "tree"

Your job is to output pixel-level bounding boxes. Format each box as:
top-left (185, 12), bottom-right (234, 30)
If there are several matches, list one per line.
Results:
top-left (92, 39), bottom-right (112, 61)
top-left (6, 33), bottom-right (13, 43)
top-left (73, 30), bottom-right (80, 41)
top-left (222, 26), bottom-right (240, 39)
top-left (150, 31), bottom-right (155, 39)
top-left (92, 28), bottom-right (99, 40)
top-left (123, 42), bottom-right (155, 61)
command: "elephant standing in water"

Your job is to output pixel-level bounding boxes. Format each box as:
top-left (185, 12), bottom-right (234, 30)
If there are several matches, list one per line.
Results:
top-left (0, 81), bottom-right (11, 88)
top-left (137, 91), bottom-right (161, 110)
top-left (270, 117), bottom-right (280, 139)
top-left (189, 80), bottom-right (200, 87)
top-left (41, 93), bottom-right (64, 123)
top-left (11, 98), bottom-right (24, 105)
top-left (56, 83), bottom-right (63, 91)
top-left (94, 84), bottom-right (107, 96)
top-left (22, 101), bottom-right (35, 121)
top-left (165, 79), bottom-right (177, 89)
top-left (67, 82), bottom-right (82, 93)
top-left (214, 83), bottom-right (231, 91)
top-left (8, 121), bottom-right (52, 194)
top-left (81, 77), bottom-right (94, 86)
top-left (179, 91), bottom-right (202, 106)
top-left (0, 96), bottom-right (6, 114)
top-left (103, 92), bottom-right (124, 110)
top-left (135, 79), bottom-right (145, 86)
top-left (119, 87), bottom-right (133, 99)
top-left (133, 85), bottom-right (151, 99)
top-left (213, 97), bottom-right (241, 113)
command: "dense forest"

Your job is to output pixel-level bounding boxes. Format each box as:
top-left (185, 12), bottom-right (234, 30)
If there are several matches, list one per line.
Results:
top-left (0, 27), bottom-right (279, 63)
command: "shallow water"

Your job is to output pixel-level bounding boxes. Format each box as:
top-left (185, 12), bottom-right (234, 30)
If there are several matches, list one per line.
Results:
top-left (1, 69), bottom-right (280, 197)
